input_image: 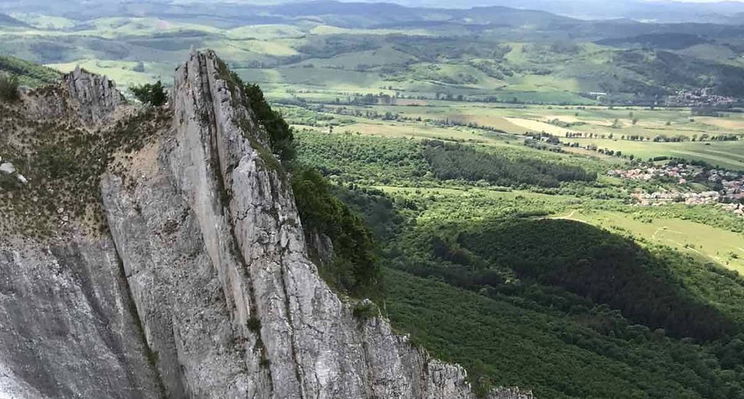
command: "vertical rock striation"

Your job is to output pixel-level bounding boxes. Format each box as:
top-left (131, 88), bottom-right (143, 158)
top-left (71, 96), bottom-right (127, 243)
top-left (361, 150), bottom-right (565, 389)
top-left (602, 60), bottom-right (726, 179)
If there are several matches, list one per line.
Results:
top-left (101, 50), bottom-right (529, 399)
top-left (19, 66), bottom-right (126, 129)
top-left (0, 237), bottom-right (162, 399)
top-left (0, 50), bottom-right (531, 399)
top-left (63, 66), bottom-right (126, 127)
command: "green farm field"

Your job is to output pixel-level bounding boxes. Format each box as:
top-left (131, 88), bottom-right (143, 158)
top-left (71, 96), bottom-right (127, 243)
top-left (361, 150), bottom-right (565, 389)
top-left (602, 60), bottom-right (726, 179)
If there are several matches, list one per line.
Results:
top-left (567, 138), bottom-right (744, 170)
top-left (554, 209), bottom-right (744, 273)
top-left (284, 97), bottom-right (744, 172)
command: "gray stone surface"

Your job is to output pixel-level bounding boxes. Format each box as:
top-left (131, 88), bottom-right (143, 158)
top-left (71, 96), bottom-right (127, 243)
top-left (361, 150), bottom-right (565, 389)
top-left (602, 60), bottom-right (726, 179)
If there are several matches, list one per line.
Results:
top-left (0, 50), bottom-right (532, 399)
top-left (64, 66), bottom-right (126, 126)
top-left (0, 237), bottom-right (162, 399)
top-left (101, 50), bottom-right (530, 399)
top-left (0, 163), bottom-right (15, 175)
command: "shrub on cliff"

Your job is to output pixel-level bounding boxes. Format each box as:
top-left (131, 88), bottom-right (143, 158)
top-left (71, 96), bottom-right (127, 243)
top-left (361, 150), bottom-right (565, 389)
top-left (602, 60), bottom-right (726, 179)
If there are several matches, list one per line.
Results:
top-left (292, 166), bottom-right (380, 298)
top-left (130, 81), bottom-right (167, 106)
top-left (244, 83), bottom-right (295, 162)
top-left (0, 73), bottom-right (19, 102)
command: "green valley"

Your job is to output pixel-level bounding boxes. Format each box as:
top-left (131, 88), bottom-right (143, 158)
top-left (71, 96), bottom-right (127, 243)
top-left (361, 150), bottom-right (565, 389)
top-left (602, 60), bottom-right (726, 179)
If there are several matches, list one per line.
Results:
top-left (2, 1), bottom-right (744, 398)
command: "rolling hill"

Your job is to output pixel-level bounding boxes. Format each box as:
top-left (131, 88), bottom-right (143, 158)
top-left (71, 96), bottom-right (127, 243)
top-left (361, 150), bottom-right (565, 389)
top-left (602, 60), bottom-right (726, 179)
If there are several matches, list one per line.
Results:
top-left (0, 54), bottom-right (60, 86)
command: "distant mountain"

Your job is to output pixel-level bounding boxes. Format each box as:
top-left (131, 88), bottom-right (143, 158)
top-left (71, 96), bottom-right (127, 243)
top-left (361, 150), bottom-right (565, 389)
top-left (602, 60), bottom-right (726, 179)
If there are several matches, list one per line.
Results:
top-left (2, 0), bottom-right (744, 25)
top-left (366, 0), bottom-right (744, 23)
top-left (597, 33), bottom-right (712, 50)
top-left (0, 13), bottom-right (27, 27)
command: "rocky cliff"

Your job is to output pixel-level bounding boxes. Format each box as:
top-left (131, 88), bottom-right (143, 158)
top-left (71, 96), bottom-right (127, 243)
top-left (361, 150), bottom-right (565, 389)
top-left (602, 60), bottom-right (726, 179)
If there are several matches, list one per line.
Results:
top-left (0, 51), bottom-right (531, 399)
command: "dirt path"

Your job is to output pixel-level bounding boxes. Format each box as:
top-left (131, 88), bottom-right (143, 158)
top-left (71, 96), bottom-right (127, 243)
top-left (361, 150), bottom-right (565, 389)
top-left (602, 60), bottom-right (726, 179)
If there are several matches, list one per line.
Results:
top-left (554, 210), bottom-right (587, 223)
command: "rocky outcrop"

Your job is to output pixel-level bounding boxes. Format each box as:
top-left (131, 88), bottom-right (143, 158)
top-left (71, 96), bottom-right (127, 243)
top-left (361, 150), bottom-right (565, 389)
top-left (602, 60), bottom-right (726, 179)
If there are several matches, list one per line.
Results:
top-left (0, 50), bottom-right (531, 399)
top-left (306, 229), bottom-right (334, 266)
top-left (19, 66), bottom-right (126, 129)
top-left (0, 66), bottom-right (159, 398)
top-left (63, 66), bottom-right (126, 126)
top-left (0, 161), bottom-right (27, 185)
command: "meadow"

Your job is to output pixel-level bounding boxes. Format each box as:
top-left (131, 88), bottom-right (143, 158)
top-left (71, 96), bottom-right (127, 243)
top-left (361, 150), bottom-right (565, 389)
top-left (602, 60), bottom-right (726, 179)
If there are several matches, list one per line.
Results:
top-left (283, 100), bottom-right (744, 172)
top-left (553, 209), bottom-right (744, 273)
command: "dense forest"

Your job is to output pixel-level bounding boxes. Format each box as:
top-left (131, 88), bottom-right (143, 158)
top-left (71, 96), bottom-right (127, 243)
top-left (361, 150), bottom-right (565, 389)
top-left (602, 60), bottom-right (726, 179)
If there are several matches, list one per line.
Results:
top-left (291, 129), bottom-right (744, 398)
top-left (423, 140), bottom-right (597, 187)
top-left (459, 218), bottom-right (738, 341)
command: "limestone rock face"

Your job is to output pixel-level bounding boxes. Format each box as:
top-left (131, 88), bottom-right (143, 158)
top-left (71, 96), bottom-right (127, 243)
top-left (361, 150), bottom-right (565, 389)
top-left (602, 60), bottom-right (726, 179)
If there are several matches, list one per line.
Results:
top-left (0, 237), bottom-right (162, 399)
top-left (0, 162), bottom-right (16, 175)
top-left (19, 66), bottom-right (126, 129)
top-left (63, 66), bottom-right (126, 126)
top-left (100, 50), bottom-right (529, 399)
top-left (0, 50), bottom-right (531, 399)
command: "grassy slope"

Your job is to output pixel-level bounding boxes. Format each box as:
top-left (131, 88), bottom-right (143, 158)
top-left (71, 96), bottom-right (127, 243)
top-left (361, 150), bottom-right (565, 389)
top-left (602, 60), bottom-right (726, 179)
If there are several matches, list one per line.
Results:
top-left (566, 139), bottom-right (744, 171)
top-left (0, 54), bottom-right (59, 86)
top-left (553, 209), bottom-right (744, 274)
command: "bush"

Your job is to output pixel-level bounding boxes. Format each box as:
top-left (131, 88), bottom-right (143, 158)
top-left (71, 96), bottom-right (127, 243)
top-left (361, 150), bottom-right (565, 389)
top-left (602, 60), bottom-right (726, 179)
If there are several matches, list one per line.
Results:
top-left (244, 83), bottom-right (295, 162)
top-left (246, 317), bottom-right (261, 332)
top-left (129, 81), bottom-right (167, 106)
top-left (0, 73), bottom-right (20, 102)
top-left (292, 166), bottom-right (380, 297)
top-left (352, 299), bottom-right (379, 320)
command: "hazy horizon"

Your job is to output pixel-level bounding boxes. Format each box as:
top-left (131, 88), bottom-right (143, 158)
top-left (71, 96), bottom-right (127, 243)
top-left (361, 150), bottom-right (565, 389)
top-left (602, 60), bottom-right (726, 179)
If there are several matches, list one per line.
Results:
top-left (3, 0), bottom-right (744, 23)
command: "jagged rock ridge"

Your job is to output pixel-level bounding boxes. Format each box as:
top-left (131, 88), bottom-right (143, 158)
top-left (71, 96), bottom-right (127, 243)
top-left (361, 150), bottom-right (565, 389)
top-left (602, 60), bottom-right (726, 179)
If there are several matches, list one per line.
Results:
top-left (0, 51), bottom-right (532, 399)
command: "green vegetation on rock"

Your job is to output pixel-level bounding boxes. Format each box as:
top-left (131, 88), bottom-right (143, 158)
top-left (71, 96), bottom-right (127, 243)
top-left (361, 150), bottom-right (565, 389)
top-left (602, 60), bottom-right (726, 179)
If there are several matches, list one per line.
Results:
top-left (0, 73), bottom-right (19, 102)
top-left (129, 80), bottom-right (167, 106)
top-left (0, 101), bottom-right (169, 237)
top-left (244, 83), bottom-right (296, 162)
top-left (292, 166), bottom-right (380, 298)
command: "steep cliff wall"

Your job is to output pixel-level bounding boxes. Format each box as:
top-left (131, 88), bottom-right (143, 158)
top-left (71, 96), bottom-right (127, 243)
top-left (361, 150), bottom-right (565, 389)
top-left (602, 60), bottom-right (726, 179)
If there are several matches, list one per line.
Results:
top-left (0, 68), bottom-right (162, 399)
top-left (0, 238), bottom-right (163, 399)
top-left (0, 51), bottom-right (531, 399)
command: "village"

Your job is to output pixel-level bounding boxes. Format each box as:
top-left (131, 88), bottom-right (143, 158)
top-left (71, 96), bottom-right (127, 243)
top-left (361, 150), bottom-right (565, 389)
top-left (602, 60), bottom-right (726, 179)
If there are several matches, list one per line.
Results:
top-left (608, 163), bottom-right (744, 216)
top-left (665, 88), bottom-right (737, 108)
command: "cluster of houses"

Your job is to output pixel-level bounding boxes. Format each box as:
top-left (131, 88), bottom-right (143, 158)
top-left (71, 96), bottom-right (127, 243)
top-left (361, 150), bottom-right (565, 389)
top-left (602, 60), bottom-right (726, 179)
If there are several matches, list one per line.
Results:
top-left (630, 190), bottom-right (722, 206)
top-left (608, 163), bottom-right (703, 184)
top-left (665, 88), bottom-right (736, 107)
top-left (722, 202), bottom-right (744, 217)
top-left (609, 163), bottom-right (744, 214)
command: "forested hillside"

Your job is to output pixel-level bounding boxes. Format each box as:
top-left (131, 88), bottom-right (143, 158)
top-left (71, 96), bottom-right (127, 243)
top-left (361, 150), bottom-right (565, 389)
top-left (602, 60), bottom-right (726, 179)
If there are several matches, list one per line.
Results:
top-left (294, 129), bottom-right (744, 398)
top-left (0, 55), bottom-right (59, 86)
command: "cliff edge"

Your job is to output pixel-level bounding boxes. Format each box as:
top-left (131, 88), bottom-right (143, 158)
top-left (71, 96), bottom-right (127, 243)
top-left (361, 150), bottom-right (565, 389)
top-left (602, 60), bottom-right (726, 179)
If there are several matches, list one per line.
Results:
top-left (0, 50), bottom-right (531, 399)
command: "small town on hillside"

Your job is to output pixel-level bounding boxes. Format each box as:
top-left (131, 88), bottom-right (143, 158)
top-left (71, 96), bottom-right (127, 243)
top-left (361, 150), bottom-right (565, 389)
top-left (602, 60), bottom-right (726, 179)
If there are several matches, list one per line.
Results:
top-left (609, 163), bottom-right (744, 217)
top-left (665, 88), bottom-right (737, 108)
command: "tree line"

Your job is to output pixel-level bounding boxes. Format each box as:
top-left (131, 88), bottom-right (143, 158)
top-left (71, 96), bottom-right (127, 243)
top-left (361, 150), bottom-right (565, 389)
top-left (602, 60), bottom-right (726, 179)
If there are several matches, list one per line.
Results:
top-left (422, 140), bottom-right (596, 188)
